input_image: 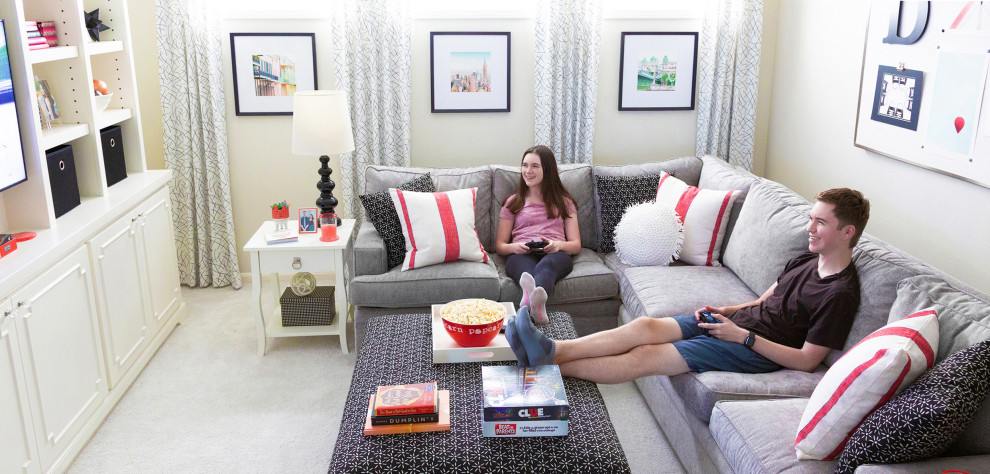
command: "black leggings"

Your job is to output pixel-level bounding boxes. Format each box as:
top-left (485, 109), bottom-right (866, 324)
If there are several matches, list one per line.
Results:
top-left (505, 251), bottom-right (574, 295)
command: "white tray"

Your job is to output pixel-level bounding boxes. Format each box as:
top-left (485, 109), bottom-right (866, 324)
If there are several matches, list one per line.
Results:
top-left (432, 301), bottom-right (517, 364)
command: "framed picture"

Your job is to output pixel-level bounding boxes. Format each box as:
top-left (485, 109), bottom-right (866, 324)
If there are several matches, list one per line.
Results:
top-left (298, 208), bottom-right (317, 234)
top-left (870, 65), bottom-right (924, 131)
top-left (430, 32), bottom-right (510, 113)
top-left (34, 76), bottom-right (60, 124)
top-left (618, 32), bottom-right (698, 111)
top-left (230, 33), bottom-right (317, 116)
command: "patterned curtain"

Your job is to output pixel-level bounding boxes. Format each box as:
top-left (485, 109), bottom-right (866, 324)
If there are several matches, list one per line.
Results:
top-left (331, 0), bottom-right (412, 221)
top-left (695, 0), bottom-right (763, 171)
top-left (156, 0), bottom-right (241, 289)
top-left (534, 0), bottom-right (602, 164)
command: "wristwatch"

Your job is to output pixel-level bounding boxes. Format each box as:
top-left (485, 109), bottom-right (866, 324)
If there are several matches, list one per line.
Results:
top-left (743, 331), bottom-right (756, 349)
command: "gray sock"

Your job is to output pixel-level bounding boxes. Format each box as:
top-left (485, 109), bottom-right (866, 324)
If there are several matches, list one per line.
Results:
top-left (503, 314), bottom-right (529, 366)
top-left (515, 306), bottom-right (555, 366)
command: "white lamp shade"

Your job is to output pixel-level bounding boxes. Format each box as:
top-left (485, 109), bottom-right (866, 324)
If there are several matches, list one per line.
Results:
top-left (291, 90), bottom-right (356, 156)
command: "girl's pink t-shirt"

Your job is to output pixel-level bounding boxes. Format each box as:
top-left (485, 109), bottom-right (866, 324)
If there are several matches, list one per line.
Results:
top-left (499, 195), bottom-right (576, 244)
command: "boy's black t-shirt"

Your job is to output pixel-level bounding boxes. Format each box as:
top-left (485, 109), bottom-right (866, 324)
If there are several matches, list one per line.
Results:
top-left (731, 252), bottom-right (860, 350)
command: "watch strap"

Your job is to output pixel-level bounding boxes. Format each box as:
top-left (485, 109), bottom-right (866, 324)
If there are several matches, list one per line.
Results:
top-left (744, 331), bottom-right (756, 348)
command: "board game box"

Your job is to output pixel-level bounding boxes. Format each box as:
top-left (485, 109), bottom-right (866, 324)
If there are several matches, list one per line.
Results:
top-left (481, 365), bottom-right (569, 423)
top-left (482, 420), bottom-right (569, 437)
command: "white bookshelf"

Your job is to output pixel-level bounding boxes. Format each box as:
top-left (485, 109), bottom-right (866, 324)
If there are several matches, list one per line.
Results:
top-left (1, 0), bottom-right (147, 234)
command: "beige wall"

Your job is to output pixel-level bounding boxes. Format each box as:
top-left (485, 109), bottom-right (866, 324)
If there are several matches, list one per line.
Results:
top-left (765, 0), bottom-right (990, 294)
top-left (127, 0), bottom-right (164, 170)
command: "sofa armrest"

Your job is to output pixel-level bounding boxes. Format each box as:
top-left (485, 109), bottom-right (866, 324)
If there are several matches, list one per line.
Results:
top-left (854, 454), bottom-right (990, 473)
top-left (350, 221), bottom-right (388, 277)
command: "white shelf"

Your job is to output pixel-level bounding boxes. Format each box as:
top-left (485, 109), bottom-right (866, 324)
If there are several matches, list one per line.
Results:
top-left (265, 307), bottom-right (342, 338)
top-left (29, 45), bottom-right (79, 64)
top-left (96, 108), bottom-right (132, 128)
top-left (84, 41), bottom-right (124, 56)
top-left (39, 123), bottom-right (89, 151)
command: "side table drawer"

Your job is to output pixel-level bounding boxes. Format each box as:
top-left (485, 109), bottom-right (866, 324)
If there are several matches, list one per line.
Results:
top-left (259, 251), bottom-right (334, 274)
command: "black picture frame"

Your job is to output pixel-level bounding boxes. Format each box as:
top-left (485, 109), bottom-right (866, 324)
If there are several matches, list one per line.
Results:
top-left (230, 32), bottom-right (318, 116)
top-left (618, 32), bottom-right (698, 111)
top-left (430, 32), bottom-right (511, 113)
top-left (869, 65), bottom-right (924, 131)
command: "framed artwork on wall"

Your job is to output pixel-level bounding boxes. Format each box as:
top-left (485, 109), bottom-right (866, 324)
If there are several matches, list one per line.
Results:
top-left (230, 33), bottom-right (317, 116)
top-left (430, 32), bottom-right (510, 113)
top-left (618, 32), bottom-right (698, 111)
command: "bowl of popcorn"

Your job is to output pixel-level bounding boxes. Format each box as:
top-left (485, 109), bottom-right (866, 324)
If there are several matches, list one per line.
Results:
top-left (439, 298), bottom-right (507, 347)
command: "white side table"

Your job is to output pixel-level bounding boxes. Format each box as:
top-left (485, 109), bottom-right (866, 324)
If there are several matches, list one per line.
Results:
top-left (243, 219), bottom-right (355, 355)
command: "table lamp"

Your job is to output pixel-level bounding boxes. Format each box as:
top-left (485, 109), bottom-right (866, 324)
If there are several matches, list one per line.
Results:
top-left (292, 90), bottom-right (355, 226)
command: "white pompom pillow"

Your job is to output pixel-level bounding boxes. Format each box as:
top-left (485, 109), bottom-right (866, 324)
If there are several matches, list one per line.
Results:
top-left (794, 308), bottom-right (939, 460)
top-left (613, 202), bottom-right (684, 266)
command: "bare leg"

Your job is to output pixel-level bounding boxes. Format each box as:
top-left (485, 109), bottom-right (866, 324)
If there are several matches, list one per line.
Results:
top-left (554, 316), bottom-right (684, 364)
top-left (559, 343), bottom-right (690, 384)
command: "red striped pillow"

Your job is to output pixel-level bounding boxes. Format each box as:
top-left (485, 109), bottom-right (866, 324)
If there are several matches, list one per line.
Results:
top-left (390, 188), bottom-right (489, 271)
top-left (654, 172), bottom-right (738, 266)
top-left (794, 308), bottom-right (939, 460)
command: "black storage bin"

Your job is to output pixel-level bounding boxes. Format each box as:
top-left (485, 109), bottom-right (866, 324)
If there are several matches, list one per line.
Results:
top-left (46, 144), bottom-right (81, 218)
top-left (279, 286), bottom-right (336, 326)
top-left (100, 125), bottom-right (127, 187)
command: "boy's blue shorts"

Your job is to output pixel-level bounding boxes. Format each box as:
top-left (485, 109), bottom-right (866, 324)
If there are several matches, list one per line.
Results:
top-left (670, 314), bottom-right (782, 374)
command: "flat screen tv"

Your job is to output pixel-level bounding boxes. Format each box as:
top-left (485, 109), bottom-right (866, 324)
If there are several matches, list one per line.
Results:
top-left (0, 19), bottom-right (28, 193)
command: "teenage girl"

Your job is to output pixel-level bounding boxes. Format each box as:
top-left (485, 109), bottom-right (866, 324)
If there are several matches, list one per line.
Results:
top-left (495, 145), bottom-right (581, 324)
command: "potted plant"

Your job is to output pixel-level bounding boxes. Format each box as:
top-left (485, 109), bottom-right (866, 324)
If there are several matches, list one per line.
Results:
top-left (271, 201), bottom-right (290, 230)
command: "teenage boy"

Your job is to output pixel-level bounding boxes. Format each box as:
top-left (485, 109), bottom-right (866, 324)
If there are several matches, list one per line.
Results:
top-left (505, 188), bottom-right (870, 384)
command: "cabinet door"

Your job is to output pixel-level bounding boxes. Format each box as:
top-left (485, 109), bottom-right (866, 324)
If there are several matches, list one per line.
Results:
top-left (1, 300), bottom-right (41, 474)
top-left (14, 246), bottom-right (107, 471)
top-left (137, 187), bottom-right (181, 331)
top-left (89, 212), bottom-right (151, 388)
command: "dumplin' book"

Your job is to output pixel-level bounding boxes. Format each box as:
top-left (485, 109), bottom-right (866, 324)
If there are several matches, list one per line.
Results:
top-left (364, 390), bottom-right (450, 435)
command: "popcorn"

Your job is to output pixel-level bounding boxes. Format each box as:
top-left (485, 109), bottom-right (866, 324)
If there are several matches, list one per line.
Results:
top-left (441, 299), bottom-right (506, 325)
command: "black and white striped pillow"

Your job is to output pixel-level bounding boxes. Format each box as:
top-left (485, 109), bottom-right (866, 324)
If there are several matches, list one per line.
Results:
top-left (834, 340), bottom-right (990, 474)
top-left (359, 174), bottom-right (435, 269)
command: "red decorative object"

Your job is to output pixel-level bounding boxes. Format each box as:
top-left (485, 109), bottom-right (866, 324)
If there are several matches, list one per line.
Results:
top-left (441, 317), bottom-right (504, 348)
top-left (270, 201), bottom-right (290, 219)
top-left (955, 116), bottom-right (965, 133)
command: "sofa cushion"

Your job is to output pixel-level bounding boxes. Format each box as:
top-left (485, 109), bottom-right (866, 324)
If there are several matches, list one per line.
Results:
top-left (491, 164), bottom-right (597, 251)
top-left (824, 235), bottom-right (931, 366)
top-left (697, 155), bottom-right (759, 258)
top-left (886, 274), bottom-right (990, 456)
top-left (669, 368), bottom-right (826, 423)
top-left (834, 340), bottom-right (990, 474)
top-left (618, 265), bottom-right (757, 320)
top-left (710, 398), bottom-right (837, 474)
top-left (722, 179), bottom-right (811, 295)
top-left (390, 188), bottom-right (489, 271)
top-left (365, 165), bottom-right (494, 250)
top-left (347, 260), bottom-right (500, 307)
top-left (495, 248), bottom-right (618, 304)
top-left (655, 171), bottom-right (740, 266)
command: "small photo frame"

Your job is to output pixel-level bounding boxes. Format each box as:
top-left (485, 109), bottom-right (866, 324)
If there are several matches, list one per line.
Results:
top-left (430, 32), bottom-right (510, 113)
top-left (298, 208), bottom-right (317, 234)
top-left (618, 32), bottom-right (699, 111)
top-left (230, 33), bottom-right (318, 116)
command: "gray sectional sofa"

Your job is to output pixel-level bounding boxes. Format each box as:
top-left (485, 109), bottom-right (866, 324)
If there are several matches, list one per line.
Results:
top-left (345, 156), bottom-right (990, 473)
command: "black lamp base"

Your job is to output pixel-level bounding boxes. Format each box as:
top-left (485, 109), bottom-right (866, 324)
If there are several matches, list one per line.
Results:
top-left (315, 155), bottom-right (342, 226)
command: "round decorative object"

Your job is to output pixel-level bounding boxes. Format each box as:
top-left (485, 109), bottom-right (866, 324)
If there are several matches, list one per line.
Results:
top-left (290, 272), bottom-right (317, 296)
top-left (439, 298), bottom-right (506, 347)
top-left (613, 202), bottom-right (684, 266)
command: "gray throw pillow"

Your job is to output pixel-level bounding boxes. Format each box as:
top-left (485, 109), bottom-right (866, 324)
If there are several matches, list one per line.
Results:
top-left (358, 174), bottom-right (435, 269)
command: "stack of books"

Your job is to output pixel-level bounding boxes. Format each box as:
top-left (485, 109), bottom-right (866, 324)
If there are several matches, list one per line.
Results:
top-left (481, 365), bottom-right (569, 437)
top-left (363, 382), bottom-right (450, 435)
top-left (25, 21), bottom-right (57, 50)
top-left (264, 229), bottom-right (298, 245)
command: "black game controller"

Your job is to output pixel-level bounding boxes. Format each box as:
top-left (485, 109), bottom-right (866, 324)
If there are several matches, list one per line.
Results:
top-left (525, 241), bottom-right (549, 253)
top-left (698, 310), bottom-right (721, 336)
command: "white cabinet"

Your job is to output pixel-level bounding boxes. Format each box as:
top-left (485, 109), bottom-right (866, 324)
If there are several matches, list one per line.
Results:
top-left (0, 299), bottom-right (40, 474)
top-left (137, 188), bottom-right (181, 333)
top-left (89, 212), bottom-right (152, 389)
top-left (13, 246), bottom-right (107, 472)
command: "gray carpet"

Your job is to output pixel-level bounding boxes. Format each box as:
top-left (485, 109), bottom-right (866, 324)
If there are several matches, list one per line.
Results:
top-left (69, 286), bottom-right (682, 473)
